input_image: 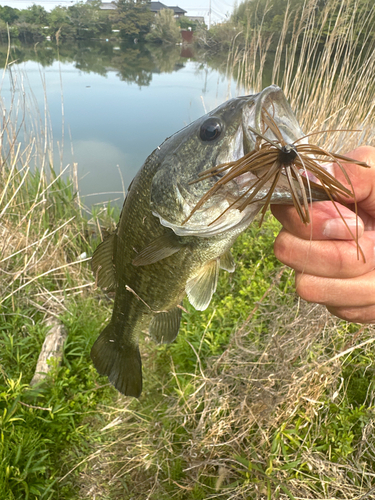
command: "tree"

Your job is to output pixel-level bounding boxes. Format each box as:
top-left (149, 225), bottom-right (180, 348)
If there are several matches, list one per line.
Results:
top-left (14, 5), bottom-right (48, 42)
top-left (0, 6), bottom-right (19, 24)
top-left (178, 16), bottom-right (200, 31)
top-left (48, 6), bottom-right (74, 41)
top-left (18, 5), bottom-right (48, 26)
top-left (110, 0), bottom-right (153, 41)
top-left (67, 1), bottom-right (108, 38)
top-left (146, 9), bottom-right (181, 44)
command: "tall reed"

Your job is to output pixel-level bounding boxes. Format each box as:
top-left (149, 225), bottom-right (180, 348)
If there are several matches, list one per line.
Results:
top-left (229, 0), bottom-right (375, 152)
top-left (0, 57), bottom-right (91, 314)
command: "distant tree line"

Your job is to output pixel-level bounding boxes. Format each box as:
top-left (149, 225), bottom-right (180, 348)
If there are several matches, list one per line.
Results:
top-left (3, 0), bottom-right (371, 50)
top-left (199, 0), bottom-right (375, 50)
top-left (0, 0), bottom-right (200, 43)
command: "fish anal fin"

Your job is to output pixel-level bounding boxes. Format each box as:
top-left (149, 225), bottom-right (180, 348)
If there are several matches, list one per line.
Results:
top-left (91, 323), bottom-right (142, 397)
top-left (149, 306), bottom-right (182, 344)
top-left (92, 233), bottom-right (117, 292)
top-left (186, 259), bottom-right (220, 311)
top-left (220, 250), bottom-right (236, 272)
top-left (132, 233), bottom-right (182, 266)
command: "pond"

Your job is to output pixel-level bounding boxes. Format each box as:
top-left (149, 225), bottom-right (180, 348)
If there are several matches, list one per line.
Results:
top-left (1, 40), bottom-right (243, 208)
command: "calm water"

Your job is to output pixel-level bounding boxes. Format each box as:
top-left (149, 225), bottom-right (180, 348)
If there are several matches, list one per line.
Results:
top-left (1, 41), bottom-right (241, 207)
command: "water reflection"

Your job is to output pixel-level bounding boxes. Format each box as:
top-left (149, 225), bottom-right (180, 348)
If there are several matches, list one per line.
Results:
top-left (9, 40), bottom-right (200, 87)
top-left (2, 40), bottom-right (238, 207)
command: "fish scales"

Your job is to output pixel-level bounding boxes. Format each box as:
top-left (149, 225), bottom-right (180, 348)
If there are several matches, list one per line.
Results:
top-left (91, 85), bottom-right (329, 397)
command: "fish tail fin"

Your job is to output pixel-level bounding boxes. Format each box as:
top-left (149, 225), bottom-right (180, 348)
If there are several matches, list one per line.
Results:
top-left (90, 323), bottom-right (142, 398)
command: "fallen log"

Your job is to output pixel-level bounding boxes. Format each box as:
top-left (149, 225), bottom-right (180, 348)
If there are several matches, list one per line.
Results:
top-left (30, 316), bottom-right (68, 386)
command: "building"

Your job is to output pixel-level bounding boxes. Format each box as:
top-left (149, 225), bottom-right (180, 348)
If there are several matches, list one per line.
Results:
top-left (100, 2), bottom-right (116, 10)
top-left (148, 2), bottom-right (186, 18)
top-left (95, 2), bottom-right (186, 17)
top-left (186, 16), bottom-right (205, 24)
top-left (95, 1), bottom-right (186, 17)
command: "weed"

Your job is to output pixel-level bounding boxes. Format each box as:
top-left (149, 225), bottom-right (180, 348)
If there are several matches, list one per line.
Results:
top-left (0, 64), bottom-right (118, 499)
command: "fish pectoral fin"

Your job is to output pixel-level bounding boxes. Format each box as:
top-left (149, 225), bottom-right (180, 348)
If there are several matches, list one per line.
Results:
top-left (220, 250), bottom-right (236, 272)
top-left (185, 259), bottom-right (220, 311)
top-left (91, 323), bottom-right (142, 398)
top-left (92, 233), bottom-right (117, 292)
top-left (132, 233), bottom-right (183, 266)
top-left (149, 305), bottom-right (182, 344)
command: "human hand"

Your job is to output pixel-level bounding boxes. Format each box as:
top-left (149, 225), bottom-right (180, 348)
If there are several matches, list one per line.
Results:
top-left (272, 146), bottom-right (375, 323)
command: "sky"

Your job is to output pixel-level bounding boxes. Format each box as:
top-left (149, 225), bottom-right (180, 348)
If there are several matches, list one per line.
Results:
top-left (176, 0), bottom-right (238, 25)
top-left (0, 0), bottom-right (239, 25)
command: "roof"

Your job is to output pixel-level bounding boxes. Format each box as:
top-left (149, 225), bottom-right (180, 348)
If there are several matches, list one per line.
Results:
top-left (149, 2), bottom-right (187, 15)
top-left (168, 6), bottom-right (186, 15)
top-left (100, 2), bottom-right (117, 9)
top-left (149, 2), bottom-right (168, 12)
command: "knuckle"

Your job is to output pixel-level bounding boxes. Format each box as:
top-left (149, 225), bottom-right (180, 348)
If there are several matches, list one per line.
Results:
top-left (294, 273), bottom-right (322, 303)
top-left (274, 231), bottom-right (293, 264)
top-left (328, 306), bottom-right (375, 324)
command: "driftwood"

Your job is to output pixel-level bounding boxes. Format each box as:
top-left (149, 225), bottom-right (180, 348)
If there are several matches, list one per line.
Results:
top-left (30, 316), bottom-right (68, 386)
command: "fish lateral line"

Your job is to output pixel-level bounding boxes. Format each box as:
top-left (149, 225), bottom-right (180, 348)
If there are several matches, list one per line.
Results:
top-left (124, 285), bottom-right (171, 314)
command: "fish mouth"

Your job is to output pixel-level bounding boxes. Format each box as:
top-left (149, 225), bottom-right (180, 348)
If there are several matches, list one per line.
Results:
top-left (243, 85), bottom-right (306, 154)
top-left (207, 86), bottom-right (326, 205)
top-left (232, 85), bottom-right (327, 203)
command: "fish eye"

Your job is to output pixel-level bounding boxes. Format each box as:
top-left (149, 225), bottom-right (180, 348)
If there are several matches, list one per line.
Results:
top-left (199, 117), bottom-right (223, 142)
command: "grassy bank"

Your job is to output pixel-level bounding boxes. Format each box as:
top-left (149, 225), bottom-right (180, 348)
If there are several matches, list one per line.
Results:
top-left (1, 1), bottom-right (375, 498)
top-left (75, 1), bottom-right (375, 499)
top-left (0, 77), bottom-right (120, 498)
top-left (3, 157), bottom-right (375, 499)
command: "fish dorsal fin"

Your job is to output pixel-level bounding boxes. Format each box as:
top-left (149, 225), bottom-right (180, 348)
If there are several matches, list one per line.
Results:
top-left (220, 250), bottom-right (235, 272)
top-left (132, 233), bottom-right (183, 266)
top-left (185, 259), bottom-right (220, 311)
top-left (149, 306), bottom-right (183, 344)
top-left (92, 233), bottom-right (117, 292)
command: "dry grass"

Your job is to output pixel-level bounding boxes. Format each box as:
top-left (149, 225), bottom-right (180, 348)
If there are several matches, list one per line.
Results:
top-left (0, 55), bottom-right (92, 316)
top-left (77, 290), bottom-right (375, 499)
top-left (72, 1), bottom-right (375, 499)
top-left (229, 0), bottom-right (375, 152)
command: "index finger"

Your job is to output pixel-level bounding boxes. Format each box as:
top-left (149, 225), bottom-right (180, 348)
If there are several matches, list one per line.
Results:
top-left (327, 146), bottom-right (375, 216)
top-left (271, 201), bottom-right (365, 241)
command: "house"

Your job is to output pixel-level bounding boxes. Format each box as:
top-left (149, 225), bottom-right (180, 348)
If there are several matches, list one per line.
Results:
top-left (148, 2), bottom-right (186, 18)
top-left (100, 2), bottom-right (116, 10)
top-left (95, 1), bottom-right (187, 17)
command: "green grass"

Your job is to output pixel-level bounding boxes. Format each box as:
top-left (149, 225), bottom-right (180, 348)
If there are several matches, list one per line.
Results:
top-left (0, 290), bottom-right (116, 499)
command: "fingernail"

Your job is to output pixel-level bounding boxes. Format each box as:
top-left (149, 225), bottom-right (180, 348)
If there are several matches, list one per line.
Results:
top-left (323, 218), bottom-right (363, 239)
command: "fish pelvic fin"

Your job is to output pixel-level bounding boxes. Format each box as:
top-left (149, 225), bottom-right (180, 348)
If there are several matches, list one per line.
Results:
top-left (186, 258), bottom-right (220, 311)
top-left (90, 323), bottom-right (142, 398)
top-left (149, 305), bottom-right (182, 344)
top-left (219, 250), bottom-right (236, 272)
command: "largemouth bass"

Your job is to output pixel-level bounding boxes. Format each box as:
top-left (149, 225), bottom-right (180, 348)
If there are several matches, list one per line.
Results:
top-left (91, 85), bottom-right (329, 397)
